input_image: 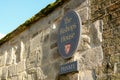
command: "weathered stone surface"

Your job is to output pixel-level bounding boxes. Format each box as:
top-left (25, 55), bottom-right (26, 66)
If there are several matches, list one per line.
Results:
top-left (8, 64), bottom-right (17, 77)
top-left (59, 73), bottom-right (78, 80)
top-left (50, 31), bottom-right (58, 43)
top-left (0, 52), bottom-right (6, 67)
top-left (41, 45), bottom-right (50, 65)
top-left (36, 67), bottom-right (47, 80)
top-left (30, 33), bottom-right (42, 52)
top-left (0, 68), bottom-right (2, 79)
top-left (16, 60), bottom-right (26, 73)
top-left (6, 49), bottom-right (13, 65)
top-left (75, 46), bottom-right (103, 69)
top-left (17, 72), bottom-right (27, 80)
top-left (20, 41), bottom-right (25, 61)
top-left (1, 67), bottom-right (8, 79)
top-left (114, 62), bottom-right (120, 74)
top-left (90, 20), bottom-right (103, 47)
top-left (27, 74), bottom-right (32, 80)
top-left (41, 61), bottom-right (61, 80)
top-left (49, 47), bottom-right (60, 61)
top-left (26, 46), bottom-right (42, 70)
top-left (11, 76), bottom-right (18, 80)
top-left (78, 35), bottom-right (91, 51)
top-left (81, 24), bottom-right (89, 35)
top-left (78, 7), bottom-right (89, 23)
top-left (0, 0), bottom-right (119, 80)
top-left (79, 70), bottom-right (96, 80)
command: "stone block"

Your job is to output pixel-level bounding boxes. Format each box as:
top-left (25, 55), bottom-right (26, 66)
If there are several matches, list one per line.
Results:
top-left (31, 73), bottom-right (37, 80)
top-left (64, 0), bottom-right (85, 11)
top-left (0, 52), bottom-right (7, 67)
top-left (50, 31), bottom-right (58, 43)
top-left (6, 49), bottom-right (13, 65)
top-left (1, 67), bottom-right (8, 79)
top-left (27, 47), bottom-right (42, 69)
top-left (78, 35), bottom-right (91, 51)
top-left (26, 58), bottom-right (36, 73)
top-left (114, 62), bottom-right (120, 74)
top-left (107, 1), bottom-right (120, 12)
top-left (30, 33), bottom-right (42, 52)
top-left (59, 73), bottom-right (78, 80)
top-left (17, 72), bottom-right (27, 80)
top-left (110, 53), bottom-right (120, 63)
top-left (0, 68), bottom-right (2, 78)
top-left (36, 67), bottom-right (47, 80)
top-left (90, 20), bottom-right (103, 47)
top-left (75, 46), bottom-right (103, 69)
top-left (49, 47), bottom-right (60, 61)
top-left (41, 62), bottom-right (60, 80)
top-left (91, 9), bottom-right (105, 20)
top-left (41, 45), bottom-right (50, 66)
top-left (16, 60), bottom-right (26, 73)
top-left (78, 7), bottom-right (89, 23)
top-left (8, 64), bottom-right (17, 77)
top-left (81, 24), bottom-right (89, 35)
top-left (79, 70), bottom-right (96, 80)
top-left (50, 42), bottom-right (57, 49)
top-left (27, 74), bottom-right (32, 80)
top-left (103, 29), bottom-right (113, 39)
top-left (11, 76), bottom-right (18, 80)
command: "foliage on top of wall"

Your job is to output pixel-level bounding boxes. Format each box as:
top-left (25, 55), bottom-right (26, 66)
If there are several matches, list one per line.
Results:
top-left (0, 0), bottom-right (69, 46)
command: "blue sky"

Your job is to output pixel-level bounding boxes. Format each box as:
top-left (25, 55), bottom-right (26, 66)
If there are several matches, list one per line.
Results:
top-left (0, 0), bottom-right (55, 36)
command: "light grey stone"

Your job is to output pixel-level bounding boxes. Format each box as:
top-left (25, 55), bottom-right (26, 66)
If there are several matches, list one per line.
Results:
top-left (16, 60), bottom-right (26, 73)
top-left (11, 76), bottom-right (18, 80)
top-left (49, 47), bottom-right (60, 61)
top-left (17, 72), bottom-right (27, 80)
top-left (63, 0), bottom-right (86, 11)
top-left (78, 35), bottom-right (91, 51)
top-left (8, 64), bottom-right (17, 77)
top-left (90, 20), bottom-right (103, 47)
top-left (77, 7), bottom-right (89, 22)
top-left (20, 41), bottom-right (25, 61)
top-left (0, 68), bottom-right (2, 78)
top-left (75, 46), bottom-right (103, 70)
top-left (36, 67), bottom-right (47, 80)
top-left (27, 74), bottom-right (32, 80)
top-left (0, 51), bottom-right (7, 67)
top-left (114, 62), bottom-right (120, 73)
top-left (79, 70), bottom-right (96, 80)
top-left (6, 49), bottom-right (13, 65)
top-left (1, 67), bottom-right (8, 79)
top-left (30, 32), bottom-right (42, 52)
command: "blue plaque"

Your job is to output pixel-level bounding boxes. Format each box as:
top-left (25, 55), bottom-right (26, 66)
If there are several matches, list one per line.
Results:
top-left (58, 10), bottom-right (82, 59)
top-left (60, 61), bottom-right (79, 75)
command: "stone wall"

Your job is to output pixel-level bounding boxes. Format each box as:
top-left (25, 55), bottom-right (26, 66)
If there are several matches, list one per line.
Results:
top-left (91, 0), bottom-right (120, 79)
top-left (0, 0), bottom-right (119, 80)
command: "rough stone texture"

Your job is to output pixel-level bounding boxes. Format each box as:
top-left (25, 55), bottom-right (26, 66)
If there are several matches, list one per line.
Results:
top-left (91, 0), bottom-right (120, 79)
top-left (16, 60), bottom-right (26, 73)
top-left (0, 0), bottom-right (119, 80)
top-left (1, 67), bottom-right (8, 79)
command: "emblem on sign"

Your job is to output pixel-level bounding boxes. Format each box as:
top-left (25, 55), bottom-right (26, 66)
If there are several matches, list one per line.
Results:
top-left (65, 43), bottom-right (71, 54)
top-left (57, 10), bottom-right (82, 59)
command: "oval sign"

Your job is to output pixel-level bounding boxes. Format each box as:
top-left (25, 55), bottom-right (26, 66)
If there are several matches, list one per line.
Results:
top-left (58, 10), bottom-right (82, 59)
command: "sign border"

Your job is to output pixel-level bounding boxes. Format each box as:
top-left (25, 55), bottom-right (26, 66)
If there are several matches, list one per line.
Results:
top-left (57, 10), bottom-right (82, 59)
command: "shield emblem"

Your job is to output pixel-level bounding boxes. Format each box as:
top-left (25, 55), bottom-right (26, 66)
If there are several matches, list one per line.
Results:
top-left (65, 43), bottom-right (71, 54)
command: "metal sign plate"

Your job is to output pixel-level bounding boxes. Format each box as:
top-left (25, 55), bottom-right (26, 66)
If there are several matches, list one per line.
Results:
top-left (60, 61), bottom-right (79, 75)
top-left (58, 10), bottom-right (82, 59)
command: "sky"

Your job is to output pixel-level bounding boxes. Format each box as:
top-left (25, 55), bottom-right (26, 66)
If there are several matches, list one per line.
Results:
top-left (0, 0), bottom-right (55, 38)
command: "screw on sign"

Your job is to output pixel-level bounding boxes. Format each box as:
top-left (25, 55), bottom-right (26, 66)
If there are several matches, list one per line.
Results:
top-left (57, 10), bottom-right (82, 59)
